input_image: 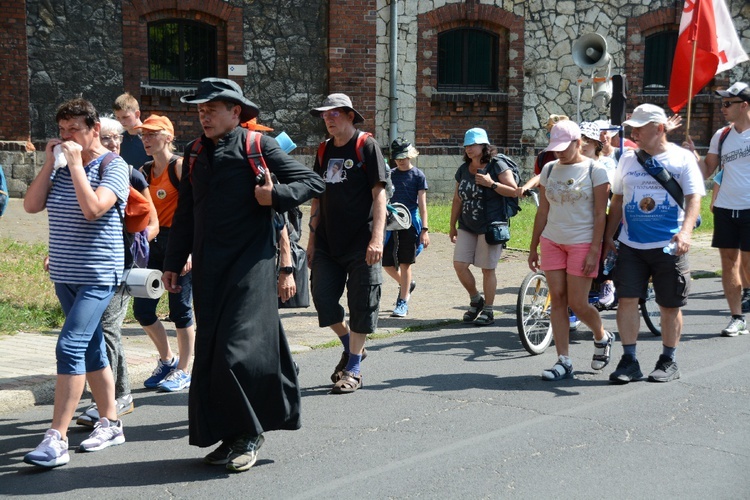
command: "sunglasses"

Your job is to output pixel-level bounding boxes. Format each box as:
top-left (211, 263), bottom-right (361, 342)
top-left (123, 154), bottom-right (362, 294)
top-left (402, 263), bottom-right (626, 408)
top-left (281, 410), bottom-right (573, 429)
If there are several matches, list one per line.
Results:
top-left (722, 100), bottom-right (745, 108)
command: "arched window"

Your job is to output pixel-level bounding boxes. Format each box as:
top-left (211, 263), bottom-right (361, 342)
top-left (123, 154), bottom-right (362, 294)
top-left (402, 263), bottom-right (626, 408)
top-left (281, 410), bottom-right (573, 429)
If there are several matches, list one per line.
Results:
top-left (643, 30), bottom-right (678, 92)
top-left (438, 28), bottom-right (498, 91)
top-left (148, 20), bottom-right (217, 85)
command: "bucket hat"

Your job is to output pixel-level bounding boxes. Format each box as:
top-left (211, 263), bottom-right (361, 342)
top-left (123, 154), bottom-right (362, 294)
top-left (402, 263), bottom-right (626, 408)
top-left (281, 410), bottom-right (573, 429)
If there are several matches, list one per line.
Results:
top-left (579, 122), bottom-right (601, 143)
top-left (134, 114), bottom-right (174, 136)
top-left (544, 121), bottom-right (581, 152)
top-left (391, 138), bottom-right (419, 160)
top-left (463, 128), bottom-right (490, 147)
top-left (310, 93), bottom-right (364, 124)
top-left (622, 104), bottom-right (667, 128)
top-left (180, 78), bottom-right (259, 122)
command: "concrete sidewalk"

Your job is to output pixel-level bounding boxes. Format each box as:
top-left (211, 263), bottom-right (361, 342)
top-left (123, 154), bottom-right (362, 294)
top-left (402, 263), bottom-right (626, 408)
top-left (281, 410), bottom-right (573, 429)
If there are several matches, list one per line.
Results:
top-left (0, 198), bottom-right (722, 414)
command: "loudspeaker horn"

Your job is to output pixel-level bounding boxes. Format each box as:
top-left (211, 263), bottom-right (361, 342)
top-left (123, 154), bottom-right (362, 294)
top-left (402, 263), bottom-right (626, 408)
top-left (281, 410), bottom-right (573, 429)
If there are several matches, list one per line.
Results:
top-left (572, 33), bottom-right (611, 70)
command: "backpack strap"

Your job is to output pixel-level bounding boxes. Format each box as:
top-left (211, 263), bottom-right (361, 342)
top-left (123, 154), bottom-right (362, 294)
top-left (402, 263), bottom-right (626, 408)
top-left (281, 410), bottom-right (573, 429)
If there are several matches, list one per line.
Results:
top-left (717, 125), bottom-right (732, 171)
top-left (245, 130), bottom-right (268, 179)
top-left (355, 131), bottom-right (373, 169)
top-left (97, 152), bottom-right (118, 179)
top-left (141, 159), bottom-right (154, 183)
top-left (316, 139), bottom-right (330, 168)
top-left (167, 155), bottom-right (181, 189)
top-left (186, 138), bottom-right (204, 184)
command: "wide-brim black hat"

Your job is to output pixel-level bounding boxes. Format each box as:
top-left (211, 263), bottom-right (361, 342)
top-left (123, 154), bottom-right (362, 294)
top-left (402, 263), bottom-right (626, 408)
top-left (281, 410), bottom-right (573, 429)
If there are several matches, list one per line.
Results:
top-left (181, 78), bottom-right (259, 122)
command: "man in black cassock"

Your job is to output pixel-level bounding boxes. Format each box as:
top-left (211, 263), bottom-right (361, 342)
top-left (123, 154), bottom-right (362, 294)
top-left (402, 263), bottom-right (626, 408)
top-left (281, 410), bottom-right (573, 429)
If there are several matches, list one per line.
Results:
top-left (162, 78), bottom-right (324, 473)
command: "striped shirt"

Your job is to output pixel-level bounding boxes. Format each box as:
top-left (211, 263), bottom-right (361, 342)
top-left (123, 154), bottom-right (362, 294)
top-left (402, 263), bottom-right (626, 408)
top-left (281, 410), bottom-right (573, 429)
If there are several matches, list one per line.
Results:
top-left (47, 154), bottom-right (129, 285)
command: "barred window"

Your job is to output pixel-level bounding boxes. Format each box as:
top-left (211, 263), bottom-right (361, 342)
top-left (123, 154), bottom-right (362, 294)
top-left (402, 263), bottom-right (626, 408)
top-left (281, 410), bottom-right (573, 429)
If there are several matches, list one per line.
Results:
top-left (438, 28), bottom-right (499, 92)
top-left (644, 31), bottom-right (678, 92)
top-left (148, 20), bottom-right (217, 85)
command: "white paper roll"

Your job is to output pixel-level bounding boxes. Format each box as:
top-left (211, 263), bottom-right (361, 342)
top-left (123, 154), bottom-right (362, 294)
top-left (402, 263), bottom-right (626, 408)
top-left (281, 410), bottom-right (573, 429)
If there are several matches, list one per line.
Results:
top-left (122, 268), bottom-right (165, 299)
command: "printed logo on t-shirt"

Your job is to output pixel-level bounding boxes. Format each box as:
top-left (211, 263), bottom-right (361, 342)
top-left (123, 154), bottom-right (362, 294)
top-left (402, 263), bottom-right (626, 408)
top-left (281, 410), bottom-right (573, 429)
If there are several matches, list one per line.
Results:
top-left (326, 159), bottom-right (348, 183)
top-left (157, 188), bottom-right (167, 200)
top-left (623, 189), bottom-right (679, 243)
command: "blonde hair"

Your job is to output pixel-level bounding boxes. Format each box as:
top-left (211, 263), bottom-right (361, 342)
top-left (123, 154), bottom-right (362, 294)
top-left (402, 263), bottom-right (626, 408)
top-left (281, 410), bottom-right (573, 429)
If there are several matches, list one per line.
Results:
top-left (113, 92), bottom-right (140, 113)
top-left (546, 114), bottom-right (569, 132)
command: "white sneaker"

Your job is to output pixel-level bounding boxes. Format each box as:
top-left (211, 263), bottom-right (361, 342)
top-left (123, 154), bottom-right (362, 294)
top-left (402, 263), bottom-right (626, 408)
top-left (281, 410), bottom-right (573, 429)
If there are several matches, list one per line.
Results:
top-left (721, 317), bottom-right (748, 337)
top-left (79, 418), bottom-right (125, 452)
top-left (24, 429), bottom-right (70, 468)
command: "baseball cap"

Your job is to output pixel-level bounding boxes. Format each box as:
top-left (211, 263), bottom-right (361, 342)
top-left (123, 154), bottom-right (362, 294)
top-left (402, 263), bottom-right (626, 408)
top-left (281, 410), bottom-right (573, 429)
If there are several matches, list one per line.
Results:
top-left (391, 138), bottom-right (419, 160)
top-left (715, 82), bottom-right (750, 102)
top-left (135, 114), bottom-right (174, 135)
top-left (622, 104), bottom-right (668, 128)
top-left (463, 128), bottom-right (490, 147)
top-left (544, 121), bottom-right (581, 152)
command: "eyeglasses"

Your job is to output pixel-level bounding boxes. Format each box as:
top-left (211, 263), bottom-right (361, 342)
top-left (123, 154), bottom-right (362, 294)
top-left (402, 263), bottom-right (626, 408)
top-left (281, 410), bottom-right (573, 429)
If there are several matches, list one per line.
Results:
top-left (100, 134), bottom-right (122, 144)
top-left (721, 100), bottom-right (745, 108)
top-left (321, 110), bottom-right (342, 119)
top-left (140, 132), bottom-right (163, 140)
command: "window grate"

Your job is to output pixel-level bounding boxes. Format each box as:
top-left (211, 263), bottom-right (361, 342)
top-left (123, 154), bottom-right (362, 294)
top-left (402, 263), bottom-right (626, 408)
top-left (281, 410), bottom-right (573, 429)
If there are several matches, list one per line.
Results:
top-left (438, 29), bottom-right (499, 92)
top-left (149, 20), bottom-right (217, 85)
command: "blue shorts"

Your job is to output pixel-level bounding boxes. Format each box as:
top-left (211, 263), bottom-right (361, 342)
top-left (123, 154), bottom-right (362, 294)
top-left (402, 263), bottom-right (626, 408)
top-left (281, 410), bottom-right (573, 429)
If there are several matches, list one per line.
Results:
top-left (54, 283), bottom-right (115, 375)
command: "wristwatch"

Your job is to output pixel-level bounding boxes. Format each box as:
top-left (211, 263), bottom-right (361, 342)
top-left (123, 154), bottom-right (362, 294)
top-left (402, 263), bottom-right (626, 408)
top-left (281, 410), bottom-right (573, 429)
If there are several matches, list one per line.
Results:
top-left (491, 182), bottom-right (498, 190)
top-left (279, 266), bottom-right (294, 274)
top-left (421, 227), bottom-right (429, 233)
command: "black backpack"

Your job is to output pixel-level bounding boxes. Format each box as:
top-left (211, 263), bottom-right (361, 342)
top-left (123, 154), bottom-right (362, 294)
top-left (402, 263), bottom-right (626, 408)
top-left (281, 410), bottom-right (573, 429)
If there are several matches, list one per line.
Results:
top-left (493, 154), bottom-right (522, 220)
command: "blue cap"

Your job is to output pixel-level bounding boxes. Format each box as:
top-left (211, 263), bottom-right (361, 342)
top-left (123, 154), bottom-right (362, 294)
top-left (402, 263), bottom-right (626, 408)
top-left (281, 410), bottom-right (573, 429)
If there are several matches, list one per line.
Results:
top-left (463, 128), bottom-right (490, 147)
top-left (275, 131), bottom-right (297, 154)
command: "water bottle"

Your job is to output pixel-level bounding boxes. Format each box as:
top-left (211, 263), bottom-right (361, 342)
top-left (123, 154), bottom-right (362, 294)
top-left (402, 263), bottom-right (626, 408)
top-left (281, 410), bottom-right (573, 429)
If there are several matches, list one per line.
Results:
top-left (663, 242), bottom-right (677, 255)
top-left (602, 250), bottom-right (617, 276)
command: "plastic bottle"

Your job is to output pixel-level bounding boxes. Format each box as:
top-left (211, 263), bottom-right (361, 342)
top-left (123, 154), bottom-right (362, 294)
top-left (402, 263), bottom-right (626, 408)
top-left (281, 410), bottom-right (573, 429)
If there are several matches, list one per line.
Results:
top-left (663, 242), bottom-right (677, 255)
top-left (602, 250), bottom-right (617, 275)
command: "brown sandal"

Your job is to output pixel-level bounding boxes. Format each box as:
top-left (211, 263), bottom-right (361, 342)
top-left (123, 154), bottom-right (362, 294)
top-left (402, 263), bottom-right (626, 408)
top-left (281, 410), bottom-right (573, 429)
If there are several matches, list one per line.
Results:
top-left (330, 348), bottom-right (368, 383)
top-left (331, 371), bottom-right (362, 394)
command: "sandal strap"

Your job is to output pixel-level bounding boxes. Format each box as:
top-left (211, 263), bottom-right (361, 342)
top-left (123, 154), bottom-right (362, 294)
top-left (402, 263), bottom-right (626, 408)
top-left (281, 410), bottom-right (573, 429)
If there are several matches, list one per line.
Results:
top-left (543, 362), bottom-right (570, 379)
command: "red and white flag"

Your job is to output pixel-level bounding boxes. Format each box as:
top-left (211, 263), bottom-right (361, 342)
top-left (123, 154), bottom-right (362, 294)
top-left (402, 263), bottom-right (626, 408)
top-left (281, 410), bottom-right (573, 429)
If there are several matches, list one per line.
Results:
top-left (667, 0), bottom-right (749, 112)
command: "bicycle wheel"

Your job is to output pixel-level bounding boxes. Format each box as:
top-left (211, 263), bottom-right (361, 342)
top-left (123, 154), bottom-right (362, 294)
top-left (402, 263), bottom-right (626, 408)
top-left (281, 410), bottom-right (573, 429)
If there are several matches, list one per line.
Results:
top-left (640, 281), bottom-right (661, 336)
top-left (516, 271), bottom-right (554, 355)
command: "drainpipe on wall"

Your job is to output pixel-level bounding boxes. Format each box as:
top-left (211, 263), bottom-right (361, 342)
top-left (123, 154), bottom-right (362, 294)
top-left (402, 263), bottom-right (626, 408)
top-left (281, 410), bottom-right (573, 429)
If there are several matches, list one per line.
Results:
top-left (389, 0), bottom-right (398, 146)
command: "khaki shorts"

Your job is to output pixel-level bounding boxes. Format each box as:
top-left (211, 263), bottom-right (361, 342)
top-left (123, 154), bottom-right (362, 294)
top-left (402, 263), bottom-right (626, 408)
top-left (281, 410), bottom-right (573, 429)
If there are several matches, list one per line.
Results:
top-left (453, 228), bottom-right (503, 269)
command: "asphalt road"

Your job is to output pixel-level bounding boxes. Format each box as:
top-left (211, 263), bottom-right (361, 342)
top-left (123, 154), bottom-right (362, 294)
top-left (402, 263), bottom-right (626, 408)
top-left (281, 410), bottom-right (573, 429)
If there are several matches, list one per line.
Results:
top-left (0, 276), bottom-right (747, 499)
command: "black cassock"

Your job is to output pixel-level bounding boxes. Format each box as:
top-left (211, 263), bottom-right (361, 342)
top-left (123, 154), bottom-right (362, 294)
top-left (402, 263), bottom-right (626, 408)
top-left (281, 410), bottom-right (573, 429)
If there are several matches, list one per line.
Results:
top-left (165, 127), bottom-right (325, 447)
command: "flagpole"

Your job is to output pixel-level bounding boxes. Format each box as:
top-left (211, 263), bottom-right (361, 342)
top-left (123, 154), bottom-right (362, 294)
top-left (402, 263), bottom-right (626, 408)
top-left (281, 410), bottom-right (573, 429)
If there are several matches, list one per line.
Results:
top-left (684, 0), bottom-right (701, 140)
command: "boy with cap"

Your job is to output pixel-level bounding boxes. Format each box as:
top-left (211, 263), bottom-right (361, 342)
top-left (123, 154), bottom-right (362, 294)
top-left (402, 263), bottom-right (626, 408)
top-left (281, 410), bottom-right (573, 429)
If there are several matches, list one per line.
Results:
top-left (162, 78), bottom-right (324, 472)
top-left (307, 93), bottom-right (389, 393)
top-left (604, 103), bottom-right (704, 384)
top-left (384, 138), bottom-right (430, 317)
top-left (685, 82), bottom-right (750, 336)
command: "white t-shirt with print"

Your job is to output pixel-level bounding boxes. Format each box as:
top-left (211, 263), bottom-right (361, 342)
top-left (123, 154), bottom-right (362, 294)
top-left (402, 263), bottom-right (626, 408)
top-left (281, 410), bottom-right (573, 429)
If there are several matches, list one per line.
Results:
top-left (708, 125), bottom-right (750, 210)
top-left (612, 145), bottom-right (705, 250)
top-left (540, 159), bottom-right (610, 245)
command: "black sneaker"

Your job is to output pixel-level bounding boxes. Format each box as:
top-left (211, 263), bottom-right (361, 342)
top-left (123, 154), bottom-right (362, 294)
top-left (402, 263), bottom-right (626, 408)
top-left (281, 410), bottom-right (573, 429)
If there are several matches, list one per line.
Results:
top-left (648, 355), bottom-right (680, 383)
top-left (463, 296), bottom-right (485, 323)
top-left (609, 354), bottom-right (643, 384)
top-left (743, 289), bottom-right (750, 313)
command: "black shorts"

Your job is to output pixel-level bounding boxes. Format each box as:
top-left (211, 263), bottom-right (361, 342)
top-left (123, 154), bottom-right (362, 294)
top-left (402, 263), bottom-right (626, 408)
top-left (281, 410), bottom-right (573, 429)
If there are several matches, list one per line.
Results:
top-left (613, 243), bottom-right (690, 308)
top-left (712, 207), bottom-right (750, 251)
top-left (382, 228), bottom-right (418, 267)
top-left (310, 247), bottom-right (382, 334)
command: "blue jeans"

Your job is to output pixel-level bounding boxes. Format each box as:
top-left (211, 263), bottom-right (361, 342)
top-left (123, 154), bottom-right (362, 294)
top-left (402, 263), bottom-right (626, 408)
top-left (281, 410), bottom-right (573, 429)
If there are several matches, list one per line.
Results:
top-left (54, 283), bottom-right (116, 375)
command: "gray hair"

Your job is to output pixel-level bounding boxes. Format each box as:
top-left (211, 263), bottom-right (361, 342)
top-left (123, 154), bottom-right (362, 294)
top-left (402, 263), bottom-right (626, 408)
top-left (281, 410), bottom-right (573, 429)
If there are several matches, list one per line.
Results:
top-left (99, 114), bottom-right (124, 136)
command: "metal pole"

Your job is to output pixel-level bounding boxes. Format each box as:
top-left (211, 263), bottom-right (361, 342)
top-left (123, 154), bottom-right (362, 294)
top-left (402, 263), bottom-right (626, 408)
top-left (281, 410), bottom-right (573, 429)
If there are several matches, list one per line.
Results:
top-left (389, 0), bottom-right (399, 144)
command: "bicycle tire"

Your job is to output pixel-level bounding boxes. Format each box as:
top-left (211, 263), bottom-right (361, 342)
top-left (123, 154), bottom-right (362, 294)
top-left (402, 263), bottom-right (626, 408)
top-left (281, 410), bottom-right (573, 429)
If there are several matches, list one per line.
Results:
top-left (640, 281), bottom-right (661, 336)
top-left (516, 271), bottom-right (554, 355)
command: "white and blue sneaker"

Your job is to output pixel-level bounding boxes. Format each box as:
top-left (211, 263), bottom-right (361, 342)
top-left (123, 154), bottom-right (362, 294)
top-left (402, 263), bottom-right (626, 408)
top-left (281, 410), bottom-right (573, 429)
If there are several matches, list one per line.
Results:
top-left (158, 369), bottom-right (191, 392)
top-left (78, 418), bottom-right (125, 452)
top-left (144, 357), bottom-right (179, 388)
top-left (24, 429), bottom-right (70, 468)
top-left (391, 299), bottom-right (408, 317)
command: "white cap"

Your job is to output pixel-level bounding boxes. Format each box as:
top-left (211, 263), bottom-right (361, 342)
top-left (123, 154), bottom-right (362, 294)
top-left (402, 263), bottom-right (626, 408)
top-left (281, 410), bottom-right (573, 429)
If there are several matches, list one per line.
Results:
top-left (622, 104), bottom-right (668, 127)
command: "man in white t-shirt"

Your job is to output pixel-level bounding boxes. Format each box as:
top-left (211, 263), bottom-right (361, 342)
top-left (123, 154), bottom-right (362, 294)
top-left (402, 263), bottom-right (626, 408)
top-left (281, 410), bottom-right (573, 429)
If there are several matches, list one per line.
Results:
top-left (604, 104), bottom-right (705, 385)
top-left (688, 82), bottom-right (750, 337)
